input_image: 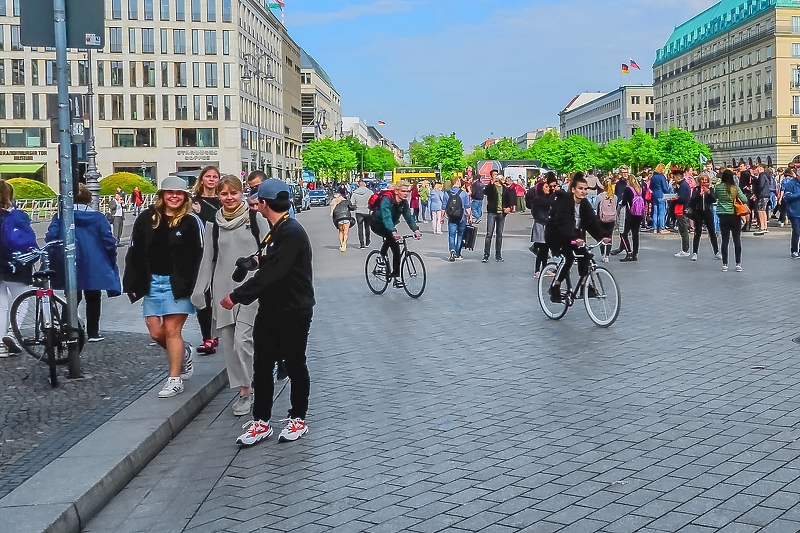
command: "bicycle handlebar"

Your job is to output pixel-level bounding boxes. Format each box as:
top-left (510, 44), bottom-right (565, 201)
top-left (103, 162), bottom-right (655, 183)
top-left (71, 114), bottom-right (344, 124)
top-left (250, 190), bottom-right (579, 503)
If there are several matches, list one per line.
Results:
top-left (10, 240), bottom-right (62, 266)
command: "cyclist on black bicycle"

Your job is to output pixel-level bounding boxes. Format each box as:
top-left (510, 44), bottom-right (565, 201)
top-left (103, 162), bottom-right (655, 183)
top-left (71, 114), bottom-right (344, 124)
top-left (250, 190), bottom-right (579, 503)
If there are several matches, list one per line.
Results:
top-left (370, 180), bottom-right (421, 286)
top-left (545, 173), bottom-right (611, 303)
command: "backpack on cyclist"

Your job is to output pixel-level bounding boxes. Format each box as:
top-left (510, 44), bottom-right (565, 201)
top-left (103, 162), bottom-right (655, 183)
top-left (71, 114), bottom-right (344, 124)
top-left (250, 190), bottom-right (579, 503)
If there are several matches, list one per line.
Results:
top-left (630, 191), bottom-right (645, 217)
top-left (212, 209), bottom-right (262, 264)
top-left (445, 190), bottom-right (464, 221)
top-left (0, 209), bottom-right (37, 263)
top-left (368, 190), bottom-right (394, 212)
top-left (598, 196), bottom-right (616, 223)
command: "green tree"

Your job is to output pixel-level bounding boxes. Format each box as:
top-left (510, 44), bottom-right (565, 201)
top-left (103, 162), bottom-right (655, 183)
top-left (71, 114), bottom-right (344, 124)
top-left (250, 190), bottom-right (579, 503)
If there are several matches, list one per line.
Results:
top-left (525, 130), bottom-right (562, 170)
top-left (656, 127), bottom-right (712, 168)
top-left (302, 138), bottom-right (357, 181)
top-left (598, 137), bottom-right (632, 171)
top-left (363, 146), bottom-right (398, 173)
top-left (558, 135), bottom-right (601, 172)
top-left (628, 129), bottom-right (660, 171)
top-left (408, 139), bottom-right (428, 167)
top-left (485, 137), bottom-right (521, 160)
top-left (340, 136), bottom-right (368, 173)
top-left (462, 145), bottom-right (487, 174)
top-left (411, 133), bottom-right (465, 174)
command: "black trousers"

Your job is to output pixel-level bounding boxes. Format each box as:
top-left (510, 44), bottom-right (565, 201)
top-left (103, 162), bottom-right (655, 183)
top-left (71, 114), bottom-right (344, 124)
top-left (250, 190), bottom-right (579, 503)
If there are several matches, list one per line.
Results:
top-left (556, 246), bottom-right (590, 283)
top-left (252, 310), bottom-right (312, 422)
top-left (692, 212), bottom-right (719, 255)
top-left (534, 244), bottom-right (549, 273)
top-left (371, 222), bottom-right (401, 277)
top-left (77, 290), bottom-right (101, 338)
top-left (355, 213), bottom-right (371, 246)
top-left (718, 214), bottom-right (742, 264)
top-left (621, 215), bottom-right (643, 256)
top-left (196, 290), bottom-right (213, 341)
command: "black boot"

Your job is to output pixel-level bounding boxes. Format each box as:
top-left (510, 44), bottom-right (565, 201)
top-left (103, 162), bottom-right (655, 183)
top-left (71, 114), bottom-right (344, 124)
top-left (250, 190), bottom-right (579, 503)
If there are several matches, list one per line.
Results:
top-left (610, 248), bottom-right (623, 256)
top-left (619, 253), bottom-right (636, 262)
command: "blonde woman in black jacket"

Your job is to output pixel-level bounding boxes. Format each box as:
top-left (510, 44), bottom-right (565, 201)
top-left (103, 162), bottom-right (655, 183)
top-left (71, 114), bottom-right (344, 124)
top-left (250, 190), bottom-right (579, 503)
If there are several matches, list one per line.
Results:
top-left (688, 174), bottom-right (720, 261)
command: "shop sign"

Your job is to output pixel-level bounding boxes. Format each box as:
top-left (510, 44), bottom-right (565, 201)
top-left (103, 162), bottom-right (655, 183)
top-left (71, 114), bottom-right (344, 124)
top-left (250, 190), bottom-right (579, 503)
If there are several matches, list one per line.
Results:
top-left (0, 150), bottom-right (48, 161)
top-left (176, 149), bottom-right (219, 161)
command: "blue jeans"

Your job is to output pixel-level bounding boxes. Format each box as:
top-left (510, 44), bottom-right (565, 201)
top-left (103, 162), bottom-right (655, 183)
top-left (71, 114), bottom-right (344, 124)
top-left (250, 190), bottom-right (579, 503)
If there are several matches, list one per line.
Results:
top-left (791, 217), bottom-right (800, 254)
top-left (448, 220), bottom-right (466, 256)
top-left (420, 200), bottom-right (429, 222)
top-left (712, 204), bottom-right (720, 234)
top-left (587, 194), bottom-right (599, 210)
top-left (653, 199), bottom-right (667, 230)
top-left (471, 199), bottom-right (483, 220)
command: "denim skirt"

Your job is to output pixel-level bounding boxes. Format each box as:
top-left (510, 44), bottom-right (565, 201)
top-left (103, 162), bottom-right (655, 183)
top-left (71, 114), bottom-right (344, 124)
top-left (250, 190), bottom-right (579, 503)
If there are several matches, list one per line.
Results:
top-left (142, 274), bottom-right (196, 317)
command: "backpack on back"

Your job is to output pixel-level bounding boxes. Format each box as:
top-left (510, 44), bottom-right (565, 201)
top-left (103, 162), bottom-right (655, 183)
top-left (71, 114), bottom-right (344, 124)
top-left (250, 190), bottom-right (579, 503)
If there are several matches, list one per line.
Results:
top-left (630, 191), bottom-right (645, 217)
top-left (212, 209), bottom-right (261, 264)
top-left (445, 190), bottom-right (464, 221)
top-left (368, 190), bottom-right (393, 212)
top-left (0, 209), bottom-right (37, 261)
top-left (598, 196), bottom-right (617, 223)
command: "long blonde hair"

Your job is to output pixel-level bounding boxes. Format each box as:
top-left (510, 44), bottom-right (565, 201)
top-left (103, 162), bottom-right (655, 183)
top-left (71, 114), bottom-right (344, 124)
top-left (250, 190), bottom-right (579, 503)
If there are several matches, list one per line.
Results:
top-left (628, 177), bottom-right (642, 195)
top-left (151, 190), bottom-right (191, 228)
top-left (192, 165), bottom-right (220, 196)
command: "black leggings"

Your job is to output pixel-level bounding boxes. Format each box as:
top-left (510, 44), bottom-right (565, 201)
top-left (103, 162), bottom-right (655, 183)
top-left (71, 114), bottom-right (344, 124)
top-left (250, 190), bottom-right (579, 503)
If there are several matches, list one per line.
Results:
top-left (533, 243), bottom-right (549, 273)
top-left (556, 246), bottom-right (590, 283)
top-left (692, 212), bottom-right (719, 255)
top-left (77, 290), bottom-right (102, 338)
top-left (621, 214), bottom-right (642, 255)
top-left (718, 214), bottom-right (742, 265)
top-left (371, 223), bottom-right (401, 277)
top-left (196, 290), bottom-right (213, 341)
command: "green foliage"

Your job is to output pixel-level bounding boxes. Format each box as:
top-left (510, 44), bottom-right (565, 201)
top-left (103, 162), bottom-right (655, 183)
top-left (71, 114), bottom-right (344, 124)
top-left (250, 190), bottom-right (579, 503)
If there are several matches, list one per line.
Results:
top-left (410, 134), bottom-right (465, 174)
top-left (364, 146), bottom-right (398, 173)
top-left (99, 172), bottom-right (157, 196)
top-left (302, 138), bottom-right (358, 181)
top-left (6, 178), bottom-right (57, 199)
top-left (558, 135), bottom-right (601, 173)
top-left (598, 137), bottom-right (633, 172)
top-left (628, 129), bottom-right (660, 171)
top-left (340, 136), bottom-right (368, 172)
top-left (656, 127), bottom-right (712, 168)
top-left (485, 138), bottom-right (521, 160)
top-left (524, 130), bottom-right (562, 170)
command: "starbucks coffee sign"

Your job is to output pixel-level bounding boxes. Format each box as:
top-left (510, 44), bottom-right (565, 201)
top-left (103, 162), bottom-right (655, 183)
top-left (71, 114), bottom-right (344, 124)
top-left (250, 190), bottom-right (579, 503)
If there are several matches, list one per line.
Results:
top-left (176, 149), bottom-right (219, 161)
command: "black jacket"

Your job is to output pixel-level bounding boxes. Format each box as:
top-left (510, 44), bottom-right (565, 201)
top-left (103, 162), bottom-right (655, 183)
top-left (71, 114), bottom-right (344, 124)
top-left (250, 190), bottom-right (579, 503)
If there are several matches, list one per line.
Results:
top-left (230, 217), bottom-right (315, 314)
top-left (530, 193), bottom-right (554, 225)
top-left (545, 191), bottom-right (604, 252)
top-left (123, 208), bottom-right (205, 302)
top-left (753, 172), bottom-right (772, 199)
top-left (484, 183), bottom-right (516, 214)
top-left (688, 187), bottom-right (717, 216)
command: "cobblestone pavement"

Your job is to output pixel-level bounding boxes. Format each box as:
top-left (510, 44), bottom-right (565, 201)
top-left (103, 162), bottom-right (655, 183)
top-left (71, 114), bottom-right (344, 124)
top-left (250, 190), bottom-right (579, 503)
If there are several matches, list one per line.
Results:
top-left (84, 206), bottom-right (800, 533)
top-left (0, 219), bottom-right (201, 495)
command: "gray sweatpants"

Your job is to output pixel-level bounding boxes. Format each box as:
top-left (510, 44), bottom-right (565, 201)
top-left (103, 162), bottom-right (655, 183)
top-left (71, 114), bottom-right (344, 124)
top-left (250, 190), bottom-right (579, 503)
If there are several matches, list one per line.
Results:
top-left (216, 321), bottom-right (254, 389)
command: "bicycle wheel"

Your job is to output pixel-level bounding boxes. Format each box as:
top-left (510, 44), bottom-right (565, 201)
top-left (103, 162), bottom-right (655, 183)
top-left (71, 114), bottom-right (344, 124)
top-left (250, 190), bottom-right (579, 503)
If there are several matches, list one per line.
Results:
top-left (10, 291), bottom-right (69, 364)
top-left (401, 251), bottom-right (426, 299)
top-left (45, 327), bottom-right (59, 388)
top-left (365, 250), bottom-right (389, 295)
top-left (537, 262), bottom-right (570, 320)
top-left (584, 266), bottom-right (621, 327)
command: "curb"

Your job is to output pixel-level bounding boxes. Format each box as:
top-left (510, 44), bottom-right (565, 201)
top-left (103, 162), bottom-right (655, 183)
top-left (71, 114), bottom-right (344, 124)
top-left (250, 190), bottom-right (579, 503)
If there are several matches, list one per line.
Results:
top-left (0, 359), bottom-right (228, 533)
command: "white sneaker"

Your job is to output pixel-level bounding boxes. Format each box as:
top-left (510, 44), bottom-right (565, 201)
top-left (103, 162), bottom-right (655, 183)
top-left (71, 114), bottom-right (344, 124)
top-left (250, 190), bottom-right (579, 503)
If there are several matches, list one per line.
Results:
top-left (780, 222), bottom-right (785, 227)
top-left (691, 253), bottom-right (698, 261)
top-left (722, 264), bottom-right (729, 272)
top-left (2, 334), bottom-right (21, 354)
top-left (715, 252), bottom-right (722, 260)
top-left (735, 264), bottom-right (743, 272)
top-left (792, 252), bottom-right (800, 259)
top-left (180, 343), bottom-right (194, 380)
top-left (158, 377), bottom-right (184, 398)
top-left (236, 420), bottom-right (272, 446)
top-left (0, 345), bottom-right (9, 358)
top-left (278, 418), bottom-right (308, 442)
top-left (232, 394), bottom-right (252, 416)
top-left (674, 251), bottom-right (690, 257)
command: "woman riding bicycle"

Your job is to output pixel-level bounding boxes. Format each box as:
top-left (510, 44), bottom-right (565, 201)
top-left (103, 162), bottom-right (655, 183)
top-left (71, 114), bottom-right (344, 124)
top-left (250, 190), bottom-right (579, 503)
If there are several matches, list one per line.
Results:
top-left (544, 173), bottom-right (610, 303)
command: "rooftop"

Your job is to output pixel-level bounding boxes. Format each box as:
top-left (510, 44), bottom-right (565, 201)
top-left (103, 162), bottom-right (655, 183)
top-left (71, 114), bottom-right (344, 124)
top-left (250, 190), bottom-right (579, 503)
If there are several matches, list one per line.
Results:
top-left (654, 0), bottom-right (786, 67)
top-left (300, 48), bottom-right (336, 92)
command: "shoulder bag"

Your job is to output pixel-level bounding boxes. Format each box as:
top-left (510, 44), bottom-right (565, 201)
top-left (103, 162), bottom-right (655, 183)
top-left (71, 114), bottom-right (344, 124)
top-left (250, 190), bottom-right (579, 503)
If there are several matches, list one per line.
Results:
top-left (733, 195), bottom-right (750, 216)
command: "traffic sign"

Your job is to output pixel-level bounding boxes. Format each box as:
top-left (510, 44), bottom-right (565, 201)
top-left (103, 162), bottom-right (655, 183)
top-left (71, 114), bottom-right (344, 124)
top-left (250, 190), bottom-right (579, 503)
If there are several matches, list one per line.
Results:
top-left (19, 0), bottom-right (105, 49)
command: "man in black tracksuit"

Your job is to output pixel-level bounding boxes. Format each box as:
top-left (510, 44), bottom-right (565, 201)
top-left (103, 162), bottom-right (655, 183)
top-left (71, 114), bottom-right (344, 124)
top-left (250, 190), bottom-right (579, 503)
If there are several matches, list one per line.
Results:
top-left (222, 179), bottom-right (315, 446)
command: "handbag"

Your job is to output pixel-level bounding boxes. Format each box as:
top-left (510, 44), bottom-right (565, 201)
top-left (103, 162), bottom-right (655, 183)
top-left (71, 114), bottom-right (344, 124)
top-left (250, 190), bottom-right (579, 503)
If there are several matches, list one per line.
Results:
top-left (733, 196), bottom-right (750, 216)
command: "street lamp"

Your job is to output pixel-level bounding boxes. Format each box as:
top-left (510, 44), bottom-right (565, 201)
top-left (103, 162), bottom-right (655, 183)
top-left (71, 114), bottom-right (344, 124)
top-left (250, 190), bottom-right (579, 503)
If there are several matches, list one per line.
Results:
top-left (83, 48), bottom-right (101, 211)
top-left (241, 52), bottom-right (275, 173)
top-left (140, 160), bottom-right (147, 182)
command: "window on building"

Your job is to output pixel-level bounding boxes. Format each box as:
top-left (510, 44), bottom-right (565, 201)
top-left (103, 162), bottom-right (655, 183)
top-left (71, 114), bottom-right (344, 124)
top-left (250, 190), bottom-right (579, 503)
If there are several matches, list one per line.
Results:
top-left (193, 62), bottom-right (200, 87)
top-left (174, 30), bottom-right (186, 54)
top-left (0, 1), bottom-right (6, 16)
top-left (113, 128), bottom-right (156, 147)
top-left (631, 96), bottom-right (640, 104)
top-left (223, 63), bottom-right (230, 88)
top-left (176, 0), bottom-right (185, 20)
top-left (793, 125), bottom-right (798, 143)
top-left (204, 30), bottom-right (216, 54)
top-left (11, 25), bottom-right (20, 51)
top-left (142, 28), bottom-right (154, 53)
top-left (206, 95), bottom-right (218, 120)
top-left (222, 0), bottom-right (231, 22)
top-left (193, 95), bottom-right (201, 120)
top-left (128, 28), bottom-right (136, 53)
top-left (793, 44), bottom-right (800, 57)
top-left (130, 62), bottom-right (137, 87)
top-left (160, 61), bottom-right (168, 87)
top-left (175, 62), bottom-right (186, 87)
top-left (646, 112), bottom-right (654, 120)
top-left (98, 94), bottom-right (105, 120)
top-left (45, 60), bottom-right (56, 85)
top-left (143, 61), bottom-right (155, 86)
top-left (110, 27), bottom-right (122, 53)
top-left (207, 0), bottom-right (216, 22)
top-left (160, 28), bottom-right (168, 54)
top-left (128, 0), bottom-right (137, 19)
top-left (32, 60), bottom-right (39, 85)
top-left (192, 29), bottom-right (199, 54)
top-left (112, 0), bottom-right (122, 18)
top-left (191, 0), bottom-right (201, 21)
top-left (162, 94), bottom-right (169, 120)
top-left (0, 61), bottom-right (4, 86)
top-left (177, 127), bottom-right (219, 147)
top-left (144, 0), bottom-right (153, 20)
top-left (160, 0), bottom-right (169, 20)
top-left (0, 96), bottom-right (5, 120)
top-left (205, 63), bottom-right (217, 87)
top-left (11, 59), bottom-right (23, 85)
top-left (794, 17), bottom-right (800, 34)
top-left (224, 95), bottom-right (231, 120)
top-left (143, 95), bottom-right (155, 119)
top-left (131, 94), bottom-right (138, 119)
top-left (631, 111), bottom-right (640, 121)
top-left (175, 95), bottom-right (187, 119)
top-left (12, 93), bottom-right (24, 119)
top-left (793, 96), bottom-right (800, 115)
top-left (645, 96), bottom-right (653, 105)
top-left (0, 128), bottom-right (48, 147)
top-left (12, 0), bottom-right (18, 16)
top-left (78, 60), bottom-right (88, 86)
top-left (223, 31), bottom-right (229, 55)
top-left (0, 24), bottom-right (4, 51)
top-left (111, 94), bottom-right (123, 119)
top-left (111, 61), bottom-right (123, 86)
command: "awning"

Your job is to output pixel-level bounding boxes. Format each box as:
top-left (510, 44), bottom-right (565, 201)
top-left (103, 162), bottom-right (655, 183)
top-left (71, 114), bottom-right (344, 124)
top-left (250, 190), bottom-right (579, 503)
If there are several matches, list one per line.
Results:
top-left (0, 163), bottom-right (45, 174)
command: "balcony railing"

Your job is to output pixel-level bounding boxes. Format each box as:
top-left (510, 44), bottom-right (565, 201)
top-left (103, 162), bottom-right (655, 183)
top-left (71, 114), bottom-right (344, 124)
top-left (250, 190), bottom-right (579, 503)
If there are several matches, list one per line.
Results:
top-left (707, 137), bottom-right (775, 151)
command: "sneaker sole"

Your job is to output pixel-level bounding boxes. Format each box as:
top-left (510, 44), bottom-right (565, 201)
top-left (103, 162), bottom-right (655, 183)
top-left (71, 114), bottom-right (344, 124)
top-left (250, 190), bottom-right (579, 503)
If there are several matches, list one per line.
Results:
top-left (158, 388), bottom-right (184, 398)
top-left (2, 336), bottom-right (22, 353)
top-left (236, 427), bottom-right (273, 446)
top-left (278, 427), bottom-right (308, 443)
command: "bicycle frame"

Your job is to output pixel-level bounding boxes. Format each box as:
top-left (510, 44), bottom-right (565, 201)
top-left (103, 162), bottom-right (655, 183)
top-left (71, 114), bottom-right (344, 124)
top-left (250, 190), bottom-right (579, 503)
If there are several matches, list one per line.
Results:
top-left (552, 246), bottom-right (597, 306)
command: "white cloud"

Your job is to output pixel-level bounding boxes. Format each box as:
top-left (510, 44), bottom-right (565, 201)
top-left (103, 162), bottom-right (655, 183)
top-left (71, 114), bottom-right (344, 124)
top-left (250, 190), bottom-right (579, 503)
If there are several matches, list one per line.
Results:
top-left (290, 0), bottom-right (419, 27)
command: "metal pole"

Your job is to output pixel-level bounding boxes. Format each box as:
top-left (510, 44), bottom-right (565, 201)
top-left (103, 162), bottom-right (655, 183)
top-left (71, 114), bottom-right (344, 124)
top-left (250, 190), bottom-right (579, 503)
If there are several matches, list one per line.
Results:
top-left (256, 60), bottom-right (262, 172)
top-left (54, 0), bottom-right (82, 378)
top-left (84, 48), bottom-right (101, 211)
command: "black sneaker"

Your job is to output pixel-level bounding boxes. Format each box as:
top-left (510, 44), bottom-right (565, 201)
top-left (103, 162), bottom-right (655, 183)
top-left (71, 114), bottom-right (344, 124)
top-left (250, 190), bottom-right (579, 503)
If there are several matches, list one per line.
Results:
top-left (449, 250), bottom-right (456, 262)
top-left (495, 257), bottom-right (504, 262)
top-left (392, 278), bottom-right (405, 288)
top-left (610, 249), bottom-right (623, 256)
top-left (549, 285), bottom-right (562, 303)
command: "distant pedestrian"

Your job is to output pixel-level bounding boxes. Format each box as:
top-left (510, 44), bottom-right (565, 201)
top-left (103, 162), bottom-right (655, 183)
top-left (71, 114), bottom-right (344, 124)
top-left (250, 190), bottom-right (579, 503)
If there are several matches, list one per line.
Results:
top-left (429, 182), bottom-right (445, 235)
top-left (445, 177), bottom-right (472, 262)
top-left (112, 193), bottom-right (125, 246)
top-left (529, 180), bottom-right (554, 276)
top-left (672, 168), bottom-right (691, 257)
top-left (124, 176), bottom-right (204, 398)
top-left (330, 192), bottom-right (354, 252)
top-left (192, 166), bottom-right (221, 355)
top-left (46, 184), bottom-right (121, 342)
top-left (470, 176), bottom-right (485, 222)
top-left (619, 174), bottom-right (644, 262)
top-left (419, 180), bottom-right (430, 222)
top-left (350, 180), bottom-right (373, 248)
top-left (410, 183), bottom-right (421, 222)
top-left (131, 186), bottom-right (143, 216)
top-left (714, 169), bottom-right (748, 272)
top-left (482, 170), bottom-right (515, 262)
top-left (687, 174), bottom-right (720, 261)
top-left (649, 163), bottom-right (672, 234)
top-left (782, 168), bottom-right (800, 258)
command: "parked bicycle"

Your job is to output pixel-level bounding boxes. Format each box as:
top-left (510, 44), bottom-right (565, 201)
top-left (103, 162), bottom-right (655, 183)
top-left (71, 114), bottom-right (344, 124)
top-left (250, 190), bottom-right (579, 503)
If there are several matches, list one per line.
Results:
top-left (365, 235), bottom-right (427, 298)
top-left (9, 241), bottom-right (84, 387)
top-left (537, 242), bottom-right (621, 327)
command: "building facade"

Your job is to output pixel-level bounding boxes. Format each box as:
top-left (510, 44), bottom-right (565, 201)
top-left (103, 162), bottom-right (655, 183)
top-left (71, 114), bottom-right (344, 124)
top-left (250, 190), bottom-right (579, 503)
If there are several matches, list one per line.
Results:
top-left (515, 127), bottom-right (558, 149)
top-left (0, 0), bottom-right (308, 189)
top-left (300, 48), bottom-right (341, 145)
top-left (559, 86), bottom-right (655, 144)
top-left (653, 0), bottom-right (800, 168)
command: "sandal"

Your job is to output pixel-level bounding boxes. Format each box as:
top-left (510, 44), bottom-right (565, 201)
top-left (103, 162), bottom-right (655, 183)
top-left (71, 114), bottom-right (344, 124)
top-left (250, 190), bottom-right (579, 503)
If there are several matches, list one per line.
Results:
top-left (197, 339), bottom-right (216, 355)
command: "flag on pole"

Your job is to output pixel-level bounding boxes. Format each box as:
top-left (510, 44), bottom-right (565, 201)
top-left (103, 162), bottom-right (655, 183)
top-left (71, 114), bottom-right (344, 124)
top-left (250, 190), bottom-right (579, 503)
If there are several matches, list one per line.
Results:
top-left (268, 0), bottom-right (285, 8)
top-left (377, 121), bottom-right (386, 126)
top-left (699, 153), bottom-right (708, 164)
top-left (629, 59), bottom-right (641, 70)
top-left (621, 64), bottom-right (630, 74)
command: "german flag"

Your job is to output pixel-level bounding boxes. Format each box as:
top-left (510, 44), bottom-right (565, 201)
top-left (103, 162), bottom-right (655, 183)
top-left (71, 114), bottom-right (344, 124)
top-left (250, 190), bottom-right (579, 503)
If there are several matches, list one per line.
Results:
top-left (377, 121), bottom-right (386, 126)
top-left (621, 64), bottom-right (630, 74)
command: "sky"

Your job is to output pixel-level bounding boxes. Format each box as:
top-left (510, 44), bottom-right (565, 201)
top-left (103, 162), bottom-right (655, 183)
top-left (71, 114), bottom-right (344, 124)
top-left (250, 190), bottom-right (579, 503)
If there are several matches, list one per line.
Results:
top-left (284, 0), bottom-right (719, 150)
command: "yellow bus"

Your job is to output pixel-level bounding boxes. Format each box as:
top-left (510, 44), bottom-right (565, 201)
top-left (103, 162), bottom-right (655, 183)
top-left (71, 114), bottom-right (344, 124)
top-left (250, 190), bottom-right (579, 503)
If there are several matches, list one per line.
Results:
top-left (392, 167), bottom-right (436, 183)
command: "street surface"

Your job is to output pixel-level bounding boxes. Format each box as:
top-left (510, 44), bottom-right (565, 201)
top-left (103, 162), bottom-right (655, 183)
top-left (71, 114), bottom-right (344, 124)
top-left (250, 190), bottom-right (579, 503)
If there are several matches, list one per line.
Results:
top-left (75, 206), bottom-right (800, 533)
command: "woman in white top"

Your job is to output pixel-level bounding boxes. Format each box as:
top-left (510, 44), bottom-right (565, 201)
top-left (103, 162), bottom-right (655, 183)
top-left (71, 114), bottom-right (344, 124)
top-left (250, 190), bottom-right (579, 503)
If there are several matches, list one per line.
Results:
top-left (112, 193), bottom-right (125, 246)
top-left (191, 176), bottom-right (269, 416)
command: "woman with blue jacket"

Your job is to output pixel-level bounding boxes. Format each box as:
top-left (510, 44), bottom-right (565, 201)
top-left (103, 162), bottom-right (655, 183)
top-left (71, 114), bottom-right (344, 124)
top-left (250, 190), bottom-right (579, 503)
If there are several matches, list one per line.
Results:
top-left (649, 163), bottom-right (672, 234)
top-left (46, 184), bottom-right (121, 341)
top-left (429, 182), bottom-right (445, 235)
